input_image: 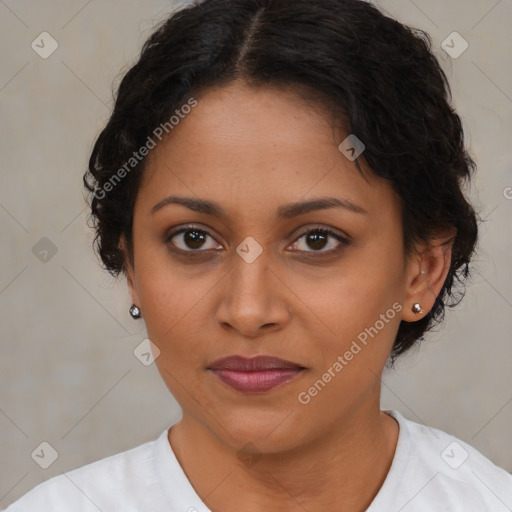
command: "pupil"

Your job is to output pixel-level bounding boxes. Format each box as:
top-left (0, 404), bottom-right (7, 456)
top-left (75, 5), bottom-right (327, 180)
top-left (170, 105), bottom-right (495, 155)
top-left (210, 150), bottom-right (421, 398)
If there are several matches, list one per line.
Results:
top-left (182, 230), bottom-right (328, 251)
top-left (185, 230), bottom-right (206, 249)
top-left (307, 232), bottom-right (327, 250)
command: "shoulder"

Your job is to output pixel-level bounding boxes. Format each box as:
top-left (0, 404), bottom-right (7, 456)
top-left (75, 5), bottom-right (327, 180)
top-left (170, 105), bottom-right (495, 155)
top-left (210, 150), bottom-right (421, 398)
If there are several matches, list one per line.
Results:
top-left (2, 431), bottom-right (170, 512)
top-left (384, 410), bottom-right (512, 511)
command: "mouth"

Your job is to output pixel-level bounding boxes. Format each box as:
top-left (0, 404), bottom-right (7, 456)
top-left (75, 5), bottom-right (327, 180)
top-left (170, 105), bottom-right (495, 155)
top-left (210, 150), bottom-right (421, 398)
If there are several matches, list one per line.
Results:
top-left (206, 355), bottom-right (307, 393)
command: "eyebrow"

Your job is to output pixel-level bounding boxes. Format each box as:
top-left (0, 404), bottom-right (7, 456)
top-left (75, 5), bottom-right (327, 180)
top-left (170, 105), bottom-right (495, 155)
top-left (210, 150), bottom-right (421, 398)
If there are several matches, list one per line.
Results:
top-left (150, 195), bottom-right (367, 218)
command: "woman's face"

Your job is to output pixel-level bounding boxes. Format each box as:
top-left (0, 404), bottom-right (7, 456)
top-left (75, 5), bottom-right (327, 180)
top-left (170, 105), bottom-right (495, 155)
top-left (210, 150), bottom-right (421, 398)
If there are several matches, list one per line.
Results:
top-left (125, 81), bottom-right (418, 452)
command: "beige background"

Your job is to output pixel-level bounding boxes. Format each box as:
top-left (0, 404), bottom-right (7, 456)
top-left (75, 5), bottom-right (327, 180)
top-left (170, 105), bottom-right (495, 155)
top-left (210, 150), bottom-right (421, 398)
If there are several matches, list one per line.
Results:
top-left (1, 0), bottom-right (511, 507)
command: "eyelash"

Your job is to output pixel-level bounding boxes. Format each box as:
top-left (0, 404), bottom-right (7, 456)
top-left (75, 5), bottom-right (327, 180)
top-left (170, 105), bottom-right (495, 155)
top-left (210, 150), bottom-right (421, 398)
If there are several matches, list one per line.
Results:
top-left (165, 224), bottom-right (351, 258)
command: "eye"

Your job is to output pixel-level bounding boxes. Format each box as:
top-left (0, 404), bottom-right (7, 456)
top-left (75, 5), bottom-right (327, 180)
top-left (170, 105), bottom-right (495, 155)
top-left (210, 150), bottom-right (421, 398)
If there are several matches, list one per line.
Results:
top-left (166, 225), bottom-right (350, 256)
top-left (166, 226), bottom-right (221, 252)
top-left (289, 227), bottom-right (350, 255)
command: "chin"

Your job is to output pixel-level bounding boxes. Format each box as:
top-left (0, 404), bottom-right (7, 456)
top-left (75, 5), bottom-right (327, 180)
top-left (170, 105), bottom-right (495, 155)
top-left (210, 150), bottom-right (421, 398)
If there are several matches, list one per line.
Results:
top-left (208, 407), bottom-right (306, 453)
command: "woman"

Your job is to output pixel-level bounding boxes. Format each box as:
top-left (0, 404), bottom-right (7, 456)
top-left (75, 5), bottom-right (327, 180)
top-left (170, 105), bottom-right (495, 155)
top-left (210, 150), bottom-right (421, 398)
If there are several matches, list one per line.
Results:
top-left (5, 0), bottom-right (512, 510)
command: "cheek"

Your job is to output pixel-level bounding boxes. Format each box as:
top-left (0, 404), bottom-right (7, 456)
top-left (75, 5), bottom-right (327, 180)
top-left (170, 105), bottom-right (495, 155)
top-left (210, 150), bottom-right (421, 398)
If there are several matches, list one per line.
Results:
top-left (290, 242), bottom-right (405, 362)
top-left (135, 259), bottom-right (217, 374)
top-left (142, 278), bottom-right (207, 399)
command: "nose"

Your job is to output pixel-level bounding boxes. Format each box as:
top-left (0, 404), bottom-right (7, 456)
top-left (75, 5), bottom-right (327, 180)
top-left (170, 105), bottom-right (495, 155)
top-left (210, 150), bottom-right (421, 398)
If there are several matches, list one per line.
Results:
top-left (215, 250), bottom-right (292, 338)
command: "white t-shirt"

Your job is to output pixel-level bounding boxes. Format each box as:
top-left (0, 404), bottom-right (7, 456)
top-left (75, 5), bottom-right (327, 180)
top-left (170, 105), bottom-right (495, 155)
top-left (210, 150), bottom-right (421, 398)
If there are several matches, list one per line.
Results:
top-left (3, 410), bottom-right (512, 511)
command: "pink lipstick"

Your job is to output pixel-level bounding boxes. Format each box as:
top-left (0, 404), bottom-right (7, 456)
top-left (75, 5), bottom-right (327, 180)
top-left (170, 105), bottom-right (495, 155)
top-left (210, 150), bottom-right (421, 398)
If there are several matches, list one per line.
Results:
top-left (207, 355), bottom-right (306, 393)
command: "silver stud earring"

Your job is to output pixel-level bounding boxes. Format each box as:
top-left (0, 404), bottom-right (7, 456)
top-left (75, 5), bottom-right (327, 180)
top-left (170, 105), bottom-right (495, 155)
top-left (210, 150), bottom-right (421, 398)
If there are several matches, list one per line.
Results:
top-left (411, 303), bottom-right (423, 315)
top-left (129, 304), bottom-right (142, 319)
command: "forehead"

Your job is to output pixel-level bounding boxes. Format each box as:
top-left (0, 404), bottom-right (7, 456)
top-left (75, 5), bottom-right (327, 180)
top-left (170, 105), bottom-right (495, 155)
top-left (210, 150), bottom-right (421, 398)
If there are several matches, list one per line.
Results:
top-left (136, 81), bottom-right (399, 221)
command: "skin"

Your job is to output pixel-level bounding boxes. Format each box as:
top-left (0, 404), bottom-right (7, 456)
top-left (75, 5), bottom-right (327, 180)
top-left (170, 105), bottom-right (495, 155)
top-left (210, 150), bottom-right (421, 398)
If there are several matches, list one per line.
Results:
top-left (122, 80), bottom-right (454, 511)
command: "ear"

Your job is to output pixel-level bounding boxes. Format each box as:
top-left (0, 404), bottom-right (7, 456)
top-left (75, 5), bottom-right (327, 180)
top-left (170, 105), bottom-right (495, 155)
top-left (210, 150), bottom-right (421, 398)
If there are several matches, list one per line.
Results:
top-left (119, 235), bottom-right (141, 307)
top-left (402, 228), bottom-right (456, 322)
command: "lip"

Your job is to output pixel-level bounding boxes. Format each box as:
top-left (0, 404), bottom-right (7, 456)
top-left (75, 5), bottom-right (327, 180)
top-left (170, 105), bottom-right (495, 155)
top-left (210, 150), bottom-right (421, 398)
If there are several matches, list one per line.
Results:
top-left (207, 355), bottom-right (307, 393)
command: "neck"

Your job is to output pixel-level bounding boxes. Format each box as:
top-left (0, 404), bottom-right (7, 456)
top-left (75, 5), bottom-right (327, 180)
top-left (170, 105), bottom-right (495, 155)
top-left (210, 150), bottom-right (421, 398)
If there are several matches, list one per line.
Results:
top-left (168, 401), bottom-right (399, 512)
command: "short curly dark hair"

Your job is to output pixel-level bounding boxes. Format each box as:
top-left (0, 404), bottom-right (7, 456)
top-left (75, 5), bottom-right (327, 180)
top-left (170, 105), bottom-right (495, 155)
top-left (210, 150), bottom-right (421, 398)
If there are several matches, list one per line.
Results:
top-left (83, 0), bottom-right (478, 363)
